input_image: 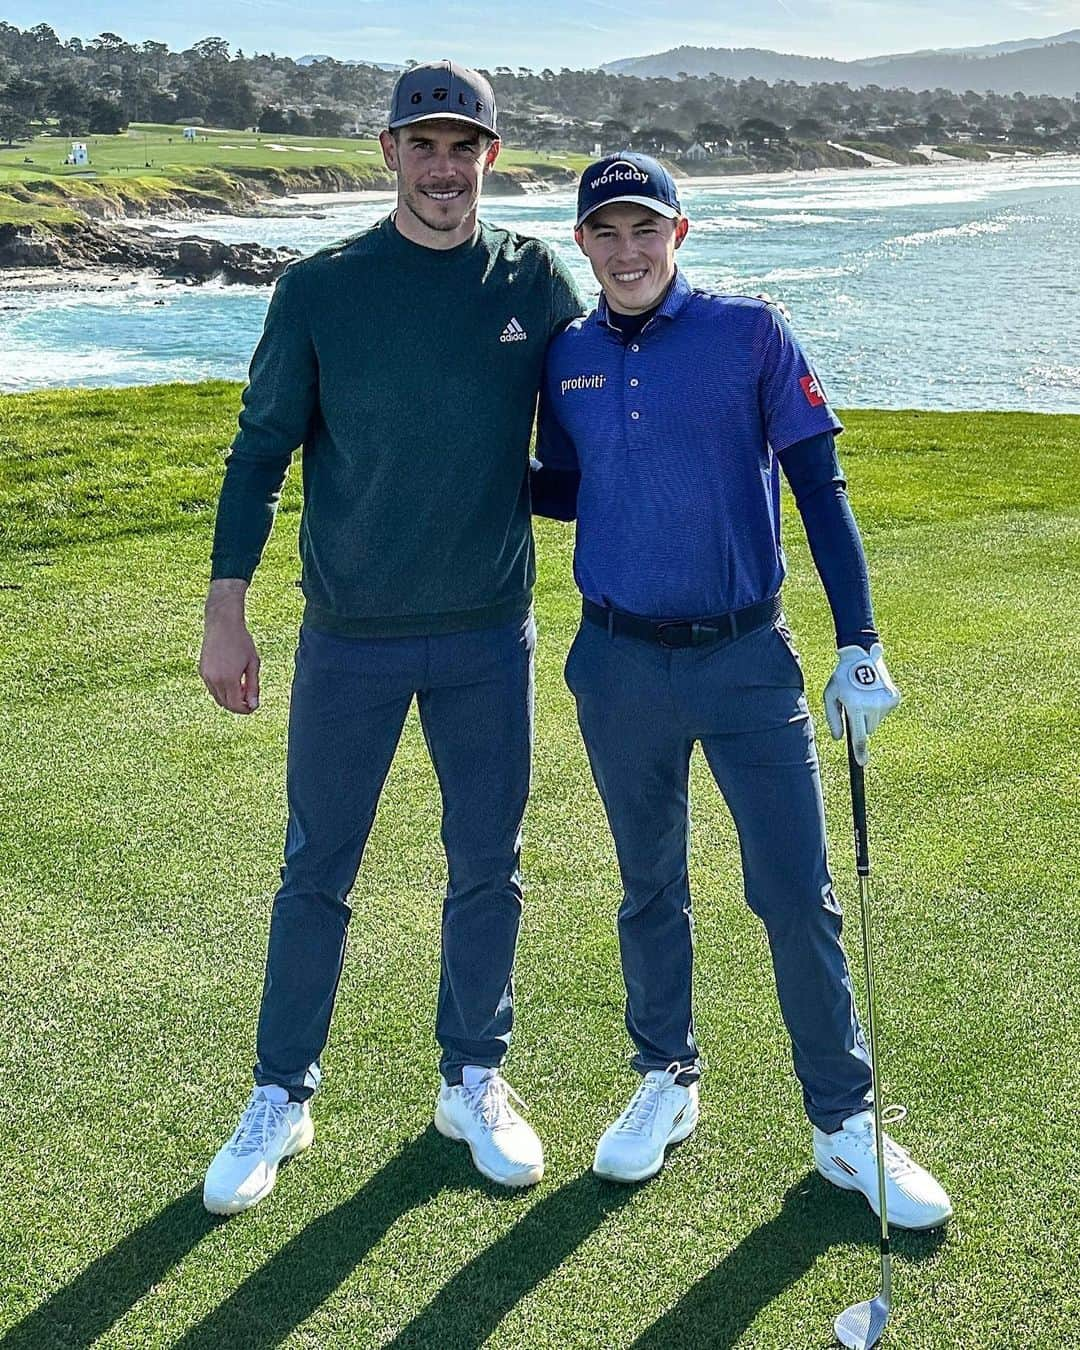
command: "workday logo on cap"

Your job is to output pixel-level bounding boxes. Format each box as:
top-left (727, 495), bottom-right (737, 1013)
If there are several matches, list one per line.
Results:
top-left (576, 151), bottom-right (681, 228)
top-left (589, 160), bottom-right (650, 191)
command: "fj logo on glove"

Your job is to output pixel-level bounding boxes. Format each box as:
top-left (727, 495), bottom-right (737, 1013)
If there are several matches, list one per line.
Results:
top-left (853, 664), bottom-right (878, 686)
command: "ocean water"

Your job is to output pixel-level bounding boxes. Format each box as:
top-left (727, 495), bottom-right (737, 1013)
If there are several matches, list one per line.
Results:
top-left (3, 155), bottom-right (1080, 412)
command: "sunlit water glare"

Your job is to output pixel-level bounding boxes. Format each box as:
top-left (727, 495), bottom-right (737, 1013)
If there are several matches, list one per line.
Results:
top-left (3, 156), bottom-right (1079, 411)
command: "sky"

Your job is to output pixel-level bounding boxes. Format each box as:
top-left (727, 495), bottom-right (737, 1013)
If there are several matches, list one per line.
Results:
top-left (6, 0), bottom-right (1080, 68)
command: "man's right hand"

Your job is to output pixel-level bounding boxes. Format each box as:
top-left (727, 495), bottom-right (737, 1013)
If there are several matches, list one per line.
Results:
top-left (200, 579), bottom-right (261, 714)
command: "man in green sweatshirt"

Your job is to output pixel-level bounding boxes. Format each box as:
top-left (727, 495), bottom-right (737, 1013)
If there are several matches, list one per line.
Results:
top-left (199, 61), bottom-right (584, 1214)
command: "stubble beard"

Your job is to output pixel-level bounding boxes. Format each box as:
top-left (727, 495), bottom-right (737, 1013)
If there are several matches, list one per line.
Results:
top-left (402, 183), bottom-right (476, 234)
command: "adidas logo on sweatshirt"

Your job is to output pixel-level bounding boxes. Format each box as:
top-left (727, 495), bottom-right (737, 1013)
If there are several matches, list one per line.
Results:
top-left (499, 317), bottom-right (528, 343)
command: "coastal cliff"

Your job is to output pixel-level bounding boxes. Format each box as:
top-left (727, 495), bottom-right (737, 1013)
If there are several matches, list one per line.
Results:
top-left (0, 217), bottom-right (297, 284)
top-left (0, 160), bottom-right (578, 284)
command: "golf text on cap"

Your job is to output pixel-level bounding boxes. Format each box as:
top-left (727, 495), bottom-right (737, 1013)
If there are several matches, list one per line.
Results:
top-left (408, 87), bottom-right (487, 120)
top-left (561, 374), bottom-right (607, 394)
top-left (388, 61), bottom-right (497, 135)
top-left (589, 162), bottom-right (650, 190)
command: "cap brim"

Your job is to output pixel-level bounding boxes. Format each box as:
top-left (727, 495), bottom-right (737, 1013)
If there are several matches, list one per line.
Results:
top-left (575, 195), bottom-right (681, 228)
top-left (388, 111), bottom-right (497, 135)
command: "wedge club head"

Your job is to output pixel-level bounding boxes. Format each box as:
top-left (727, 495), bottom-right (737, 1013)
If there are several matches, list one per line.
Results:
top-left (835, 1293), bottom-right (890, 1349)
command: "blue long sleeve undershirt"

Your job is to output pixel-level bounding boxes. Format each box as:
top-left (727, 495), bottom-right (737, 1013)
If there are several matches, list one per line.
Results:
top-left (530, 430), bottom-right (879, 650)
top-left (778, 431), bottom-right (879, 650)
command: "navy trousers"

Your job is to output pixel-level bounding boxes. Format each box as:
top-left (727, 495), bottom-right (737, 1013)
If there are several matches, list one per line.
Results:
top-left (565, 614), bottom-right (873, 1132)
top-left (254, 614), bottom-right (535, 1097)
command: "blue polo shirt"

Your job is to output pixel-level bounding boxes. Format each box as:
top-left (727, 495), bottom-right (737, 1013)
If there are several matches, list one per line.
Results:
top-left (537, 270), bottom-right (843, 619)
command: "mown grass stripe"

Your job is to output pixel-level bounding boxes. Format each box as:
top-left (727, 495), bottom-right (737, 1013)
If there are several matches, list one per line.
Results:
top-left (0, 386), bottom-right (1077, 1347)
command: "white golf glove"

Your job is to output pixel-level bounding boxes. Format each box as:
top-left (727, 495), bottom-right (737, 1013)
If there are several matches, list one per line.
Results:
top-left (823, 643), bottom-right (900, 766)
top-left (755, 291), bottom-right (792, 324)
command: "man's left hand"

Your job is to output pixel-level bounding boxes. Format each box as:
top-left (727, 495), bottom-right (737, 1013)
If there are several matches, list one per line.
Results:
top-left (755, 291), bottom-right (792, 324)
top-left (823, 644), bottom-right (900, 765)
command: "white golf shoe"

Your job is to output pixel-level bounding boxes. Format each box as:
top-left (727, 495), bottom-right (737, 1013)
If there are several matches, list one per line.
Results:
top-left (434, 1066), bottom-right (544, 1188)
top-left (593, 1067), bottom-right (699, 1183)
top-left (203, 1084), bottom-right (315, 1215)
top-left (814, 1110), bottom-right (953, 1230)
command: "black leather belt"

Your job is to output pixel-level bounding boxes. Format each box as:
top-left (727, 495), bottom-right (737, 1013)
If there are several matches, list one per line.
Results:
top-left (582, 595), bottom-right (781, 649)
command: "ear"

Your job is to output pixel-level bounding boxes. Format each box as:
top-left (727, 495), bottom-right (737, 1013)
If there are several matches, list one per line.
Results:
top-left (574, 226), bottom-right (586, 255)
top-left (674, 216), bottom-right (690, 248)
top-left (379, 129), bottom-right (397, 171)
top-left (483, 137), bottom-right (501, 172)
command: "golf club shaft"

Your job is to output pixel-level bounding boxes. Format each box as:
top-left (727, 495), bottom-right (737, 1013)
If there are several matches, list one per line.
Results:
top-left (846, 726), bottom-right (892, 1301)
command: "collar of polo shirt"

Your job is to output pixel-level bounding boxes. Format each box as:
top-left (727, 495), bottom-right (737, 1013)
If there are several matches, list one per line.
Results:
top-left (597, 268), bottom-right (694, 332)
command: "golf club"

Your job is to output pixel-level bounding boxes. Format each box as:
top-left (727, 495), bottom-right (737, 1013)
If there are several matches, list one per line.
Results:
top-left (833, 717), bottom-right (892, 1350)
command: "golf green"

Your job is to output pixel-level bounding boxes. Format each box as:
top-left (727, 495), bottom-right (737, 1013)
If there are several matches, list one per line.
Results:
top-left (0, 386), bottom-right (1076, 1347)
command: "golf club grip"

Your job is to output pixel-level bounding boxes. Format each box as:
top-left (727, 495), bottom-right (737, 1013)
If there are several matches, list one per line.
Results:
top-left (845, 718), bottom-right (869, 877)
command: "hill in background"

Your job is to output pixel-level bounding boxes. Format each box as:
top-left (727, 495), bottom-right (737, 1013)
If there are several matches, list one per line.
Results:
top-left (604, 30), bottom-right (1080, 98)
top-left (0, 21), bottom-right (1076, 173)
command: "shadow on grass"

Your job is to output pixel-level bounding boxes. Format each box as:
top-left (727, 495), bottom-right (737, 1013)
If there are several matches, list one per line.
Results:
top-left (0, 1186), bottom-right (214, 1350)
top-left (631, 1170), bottom-right (947, 1350)
top-left (174, 1126), bottom-right (461, 1349)
top-left (1, 1148), bottom-right (947, 1350)
top-left (1, 1130), bottom-right (453, 1350)
top-left (176, 1135), bottom-right (634, 1350)
top-left (386, 1171), bottom-right (635, 1349)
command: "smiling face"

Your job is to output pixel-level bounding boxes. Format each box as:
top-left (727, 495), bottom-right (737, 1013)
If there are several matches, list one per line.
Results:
top-left (379, 119), bottom-right (500, 249)
top-left (577, 202), bottom-right (689, 315)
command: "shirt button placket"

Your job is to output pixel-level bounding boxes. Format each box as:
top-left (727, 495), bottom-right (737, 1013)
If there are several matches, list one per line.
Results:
top-left (628, 344), bottom-right (641, 438)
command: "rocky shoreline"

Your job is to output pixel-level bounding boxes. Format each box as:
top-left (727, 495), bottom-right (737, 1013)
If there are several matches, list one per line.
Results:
top-left (0, 149), bottom-right (1054, 288)
top-left (0, 216), bottom-right (297, 285)
top-left (0, 159), bottom-right (578, 286)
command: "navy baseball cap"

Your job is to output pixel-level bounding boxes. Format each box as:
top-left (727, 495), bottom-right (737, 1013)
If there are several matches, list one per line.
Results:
top-left (576, 152), bottom-right (681, 228)
top-left (388, 60), bottom-right (497, 138)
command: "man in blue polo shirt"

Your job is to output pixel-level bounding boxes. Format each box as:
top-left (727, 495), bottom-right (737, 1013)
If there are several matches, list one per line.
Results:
top-left (533, 153), bottom-right (952, 1229)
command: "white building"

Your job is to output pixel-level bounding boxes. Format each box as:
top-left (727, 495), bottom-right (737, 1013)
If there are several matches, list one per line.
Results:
top-left (183, 127), bottom-right (198, 142)
top-left (67, 142), bottom-right (89, 166)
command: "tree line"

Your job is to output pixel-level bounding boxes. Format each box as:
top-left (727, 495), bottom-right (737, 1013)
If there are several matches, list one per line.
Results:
top-left (1, 22), bottom-right (1077, 153)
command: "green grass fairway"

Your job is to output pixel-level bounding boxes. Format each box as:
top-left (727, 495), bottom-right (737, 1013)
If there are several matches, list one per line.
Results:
top-left (0, 122), bottom-right (587, 179)
top-left (0, 388), bottom-right (1077, 1348)
top-left (0, 124), bottom-right (589, 224)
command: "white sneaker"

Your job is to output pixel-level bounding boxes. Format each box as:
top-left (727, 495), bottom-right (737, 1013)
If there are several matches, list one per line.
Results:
top-left (434, 1066), bottom-right (544, 1188)
top-left (814, 1110), bottom-right (953, 1230)
top-left (593, 1067), bottom-right (699, 1183)
top-left (203, 1085), bottom-right (315, 1215)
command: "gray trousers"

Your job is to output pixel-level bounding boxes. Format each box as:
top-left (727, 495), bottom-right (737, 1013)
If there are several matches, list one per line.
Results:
top-left (565, 613), bottom-right (873, 1132)
top-left (254, 614), bottom-right (535, 1097)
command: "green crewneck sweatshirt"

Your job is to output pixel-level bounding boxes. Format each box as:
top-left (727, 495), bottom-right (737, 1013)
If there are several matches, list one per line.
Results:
top-left (211, 215), bottom-right (585, 636)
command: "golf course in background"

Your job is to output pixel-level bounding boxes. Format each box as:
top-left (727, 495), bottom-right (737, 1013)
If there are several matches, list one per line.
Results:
top-left (0, 387), bottom-right (1076, 1347)
top-left (0, 124), bottom-right (587, 225)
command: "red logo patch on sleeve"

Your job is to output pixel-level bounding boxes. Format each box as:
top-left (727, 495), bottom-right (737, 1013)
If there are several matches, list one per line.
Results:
top-left (800, 373), bottom-right (826, 407)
